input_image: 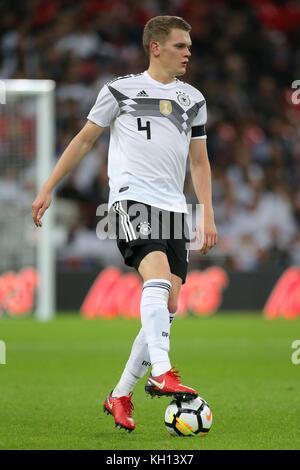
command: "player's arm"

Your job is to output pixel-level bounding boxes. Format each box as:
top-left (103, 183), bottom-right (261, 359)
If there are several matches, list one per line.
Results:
top-left (32, 120), bottom-right (105, 227)
top-left (189, 138), bottom-right (218, 254)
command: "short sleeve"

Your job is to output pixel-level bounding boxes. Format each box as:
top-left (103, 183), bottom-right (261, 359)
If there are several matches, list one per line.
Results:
top-left (87, 85), bottom-right (119, 127)
top-left (191, 100), bottom-right (207, 139)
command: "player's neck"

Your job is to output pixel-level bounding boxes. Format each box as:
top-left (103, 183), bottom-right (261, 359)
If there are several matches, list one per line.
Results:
top-left (146, 66), bottom-right (176, 85)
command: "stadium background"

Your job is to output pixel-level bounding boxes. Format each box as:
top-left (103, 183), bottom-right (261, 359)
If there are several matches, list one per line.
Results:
top-left (0, 0), bottom-right (300, 451)
top-left (1, 0), bottom-right (300, 310)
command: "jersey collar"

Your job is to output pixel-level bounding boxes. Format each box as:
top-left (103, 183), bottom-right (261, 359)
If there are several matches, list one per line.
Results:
top-left (143, 71), bottom-right (177, 89)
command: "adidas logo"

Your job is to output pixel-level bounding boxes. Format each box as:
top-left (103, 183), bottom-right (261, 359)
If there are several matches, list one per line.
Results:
top-left (136, 90), bottom-right (149, 97)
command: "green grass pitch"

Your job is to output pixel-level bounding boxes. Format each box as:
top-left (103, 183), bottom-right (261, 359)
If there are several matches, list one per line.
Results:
top-left (0, 313), bottom-right (299, 450)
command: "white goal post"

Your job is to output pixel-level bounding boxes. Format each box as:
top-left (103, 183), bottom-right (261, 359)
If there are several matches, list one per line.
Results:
top-left (1, 79), bottom-right (56, 321)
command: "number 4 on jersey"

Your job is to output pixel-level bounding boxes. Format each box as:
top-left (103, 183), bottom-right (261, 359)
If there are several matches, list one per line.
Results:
top-left (137, 118), bottom-right (151, 140)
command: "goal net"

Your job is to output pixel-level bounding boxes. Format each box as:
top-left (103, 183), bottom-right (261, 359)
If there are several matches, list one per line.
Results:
top-left (0, 80), bottom-right (55, 320)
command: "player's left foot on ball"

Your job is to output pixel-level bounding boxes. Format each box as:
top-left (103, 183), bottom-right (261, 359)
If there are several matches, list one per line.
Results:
top-left (103, 392), bottom-right (135, 432)
top-left (145, 368), bottom-right (198, 400)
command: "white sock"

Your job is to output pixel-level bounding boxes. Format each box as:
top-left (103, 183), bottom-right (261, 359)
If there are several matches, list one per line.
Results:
top-left (112, 313), bottom-right (176, 397)
top-left (112, 329), bottom-right (150, 397)
top-left (112, 313), bottom-right (175, 397)
top-left (141, 278), bottom-right (172, 377)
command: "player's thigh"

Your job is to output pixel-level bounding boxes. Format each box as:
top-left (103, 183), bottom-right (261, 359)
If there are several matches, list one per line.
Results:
top-left (168, 273), bottom-right (182, 313)
top-left (138, 250), bottom-right (171, 282)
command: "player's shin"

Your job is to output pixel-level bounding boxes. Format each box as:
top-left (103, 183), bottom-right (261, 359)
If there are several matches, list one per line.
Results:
top-left (112, 313), bottom-right (176, 398)
top-left (140, 279), bottom-right (172, 377)
top-left (112, 313), bottom-right (175, 397)
top-left (112, 329), bottom-right (149, 397)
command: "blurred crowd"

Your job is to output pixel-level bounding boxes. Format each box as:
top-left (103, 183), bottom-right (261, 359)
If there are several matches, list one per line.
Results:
top-left (1, 0), bottom-right (300, 272)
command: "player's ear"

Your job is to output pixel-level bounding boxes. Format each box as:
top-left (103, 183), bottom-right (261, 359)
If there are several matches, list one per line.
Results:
top-left (149, 40), bottom-right (160, 57)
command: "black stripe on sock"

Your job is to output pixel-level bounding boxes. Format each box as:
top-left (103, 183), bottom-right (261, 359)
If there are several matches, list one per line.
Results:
top-left (143, 285), bottom-right (171, 293)
top-left (143, 283), bottom-right (171, 291)
top-left (144, 282), bottom-right (171, 289)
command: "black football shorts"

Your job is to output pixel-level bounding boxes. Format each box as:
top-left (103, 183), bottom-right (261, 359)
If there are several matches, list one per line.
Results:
top-left (109, 200), bottom-right (190, 283)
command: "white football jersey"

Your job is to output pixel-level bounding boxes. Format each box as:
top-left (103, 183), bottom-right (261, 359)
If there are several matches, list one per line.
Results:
top-left (87, 71), bottom-right (207, 213)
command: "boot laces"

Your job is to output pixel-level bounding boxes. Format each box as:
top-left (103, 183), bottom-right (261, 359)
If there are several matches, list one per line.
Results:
top-left (169, 367), bottom-right (181, 383)
top-left (117, 394), bottom-right (134, 416)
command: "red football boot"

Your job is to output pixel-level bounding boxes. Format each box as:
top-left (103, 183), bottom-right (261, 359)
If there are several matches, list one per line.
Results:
top-left (103, 392), bottom-right (135, 432)
top-left (145, 368), bottom-right (198, 400)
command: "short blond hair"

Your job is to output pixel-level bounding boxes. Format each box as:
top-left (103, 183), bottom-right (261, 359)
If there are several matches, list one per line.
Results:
top-left (143, 16), bottom-right (191, 55)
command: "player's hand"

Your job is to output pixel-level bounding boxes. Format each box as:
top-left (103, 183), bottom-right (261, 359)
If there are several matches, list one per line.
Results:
top-left (196, 215), bottom-right (218, 255)
top-left (32, 190), bottom-right (52, 227)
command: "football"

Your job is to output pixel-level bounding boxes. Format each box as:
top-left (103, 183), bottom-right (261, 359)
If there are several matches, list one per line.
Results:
top-left (164, 396), bottom-right (213, 436)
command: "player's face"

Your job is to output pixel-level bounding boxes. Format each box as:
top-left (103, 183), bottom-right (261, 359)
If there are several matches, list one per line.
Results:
top-left (158, 29), bottom-right (192, 77)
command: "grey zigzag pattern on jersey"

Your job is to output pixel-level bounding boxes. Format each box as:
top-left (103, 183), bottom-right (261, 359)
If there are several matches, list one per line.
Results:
top-left (108, 85), bottom-right (205, 135)
top-left (106, 73), bottom-right (144, 86)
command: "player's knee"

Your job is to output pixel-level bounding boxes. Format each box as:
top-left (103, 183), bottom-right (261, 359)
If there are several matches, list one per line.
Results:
top-left (138, 250), bottom-right (171, 282)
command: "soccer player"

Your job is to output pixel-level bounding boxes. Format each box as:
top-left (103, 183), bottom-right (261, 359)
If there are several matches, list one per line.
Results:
top-left (32, 16), bottom-right (217, 432)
